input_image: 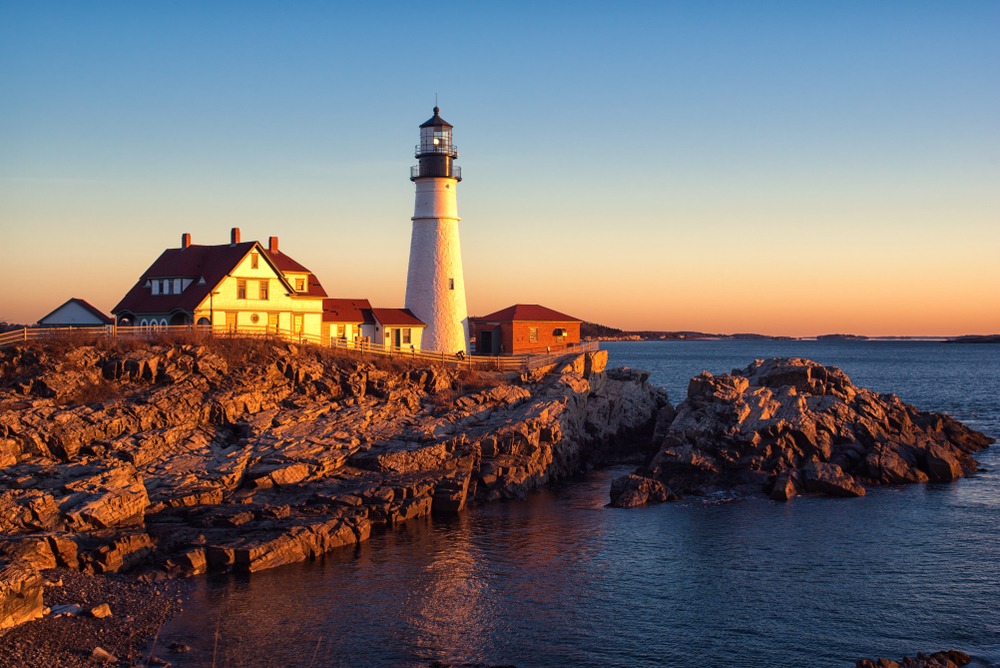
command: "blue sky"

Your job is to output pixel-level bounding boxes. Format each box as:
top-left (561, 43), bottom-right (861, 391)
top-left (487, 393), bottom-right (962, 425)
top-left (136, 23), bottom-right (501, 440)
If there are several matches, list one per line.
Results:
top-left (2, 1), bottom-right (998, 335)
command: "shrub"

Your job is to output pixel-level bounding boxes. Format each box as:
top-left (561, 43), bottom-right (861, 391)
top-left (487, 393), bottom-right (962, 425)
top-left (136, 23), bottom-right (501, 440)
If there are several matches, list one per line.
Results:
top-left (59, 379), bottom-right (121, 407)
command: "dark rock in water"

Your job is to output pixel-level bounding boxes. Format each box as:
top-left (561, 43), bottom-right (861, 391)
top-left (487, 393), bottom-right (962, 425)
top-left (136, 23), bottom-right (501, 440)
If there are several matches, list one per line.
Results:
top-left (611, 358), bottom-right (994, 507)
top-left (800, 461), bottom-right (865, 497)
top-left (855, 649), bottom-right (971, 667)
top-left (609, 474), bottom-right (676, 508)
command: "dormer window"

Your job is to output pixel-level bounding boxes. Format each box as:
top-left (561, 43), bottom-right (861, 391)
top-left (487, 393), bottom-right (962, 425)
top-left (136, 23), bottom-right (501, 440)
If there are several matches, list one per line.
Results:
top-left (295, 278), bottom-right (305, 291)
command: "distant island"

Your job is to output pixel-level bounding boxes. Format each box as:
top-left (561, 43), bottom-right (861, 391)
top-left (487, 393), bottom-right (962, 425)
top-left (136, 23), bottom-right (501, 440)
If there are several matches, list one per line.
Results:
top-left (580, 322), bottom-right (795, 341)
top-left (581, 322), bottom-right (999, 343)
top-left (947, 334), bottom-right (1000, 344)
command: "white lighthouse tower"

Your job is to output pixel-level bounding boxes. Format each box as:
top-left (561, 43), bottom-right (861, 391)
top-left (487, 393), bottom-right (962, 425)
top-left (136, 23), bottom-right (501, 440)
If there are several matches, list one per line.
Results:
top-left (404, 107), bottom-right (469, 354)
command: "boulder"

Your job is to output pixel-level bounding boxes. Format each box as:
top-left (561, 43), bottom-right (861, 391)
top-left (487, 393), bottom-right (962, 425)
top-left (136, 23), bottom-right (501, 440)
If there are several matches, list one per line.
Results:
top-left (88, 602), bottom-right (112, 618)
top-left (0, 561), bottom-right (44, 630)
top-left (609, 474), bottom-right (675, 508)
top-left (800, 461), bottom-right (865, 498)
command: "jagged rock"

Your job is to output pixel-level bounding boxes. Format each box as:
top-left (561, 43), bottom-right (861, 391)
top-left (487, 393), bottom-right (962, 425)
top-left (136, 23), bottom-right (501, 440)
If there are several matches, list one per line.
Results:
top-left (769, 469), bottom-right (800, 501)
top-left (88, 602), bottom-right (112, 618)
top-left (616, 358), bottom-right (992, 507)
top-left (800, 461), bottom-right (865, 497)
top-left (0, 561), bottom-right (44, 630)
top-left (609, 474), bottom-right (675, 508)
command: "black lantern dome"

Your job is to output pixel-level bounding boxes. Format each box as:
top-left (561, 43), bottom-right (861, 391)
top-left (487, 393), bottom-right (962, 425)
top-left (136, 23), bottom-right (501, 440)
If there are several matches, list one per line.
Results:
top-left (412, 107), bottom-right (461, 181)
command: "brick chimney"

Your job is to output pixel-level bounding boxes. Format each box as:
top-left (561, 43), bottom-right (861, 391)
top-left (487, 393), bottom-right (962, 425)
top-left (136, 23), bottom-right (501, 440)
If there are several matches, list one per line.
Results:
top-left (230, 227), bottom-right (241, 245)
top-left (268, 236), bottom-right (279, 253)
top-left (181, 233), bottom-right (191, 249)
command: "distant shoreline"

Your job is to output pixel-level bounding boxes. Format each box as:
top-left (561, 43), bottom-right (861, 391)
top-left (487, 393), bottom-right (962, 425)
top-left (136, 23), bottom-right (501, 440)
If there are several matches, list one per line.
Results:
top-left (582, 325), bottom-right (1000, 344)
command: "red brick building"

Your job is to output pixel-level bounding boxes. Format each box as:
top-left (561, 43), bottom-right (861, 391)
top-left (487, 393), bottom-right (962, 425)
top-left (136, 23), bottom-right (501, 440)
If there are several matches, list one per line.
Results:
top-left (469, 304), bottom-right (581, 356)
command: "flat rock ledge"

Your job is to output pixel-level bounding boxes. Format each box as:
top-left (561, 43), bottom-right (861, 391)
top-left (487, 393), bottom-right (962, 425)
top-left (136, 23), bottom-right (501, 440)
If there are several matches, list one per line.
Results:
top-left (611, 357), bottom-right (993, 508)
top-left (856, 649), bottom-right (972, 668)
top-left (0, 340), bottom-right (667, 632)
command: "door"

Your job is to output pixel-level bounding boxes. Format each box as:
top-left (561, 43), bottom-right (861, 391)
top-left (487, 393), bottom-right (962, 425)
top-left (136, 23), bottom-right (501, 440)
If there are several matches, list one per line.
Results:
top-left (225, 312), bottom-right (238, 333)
top-left (480, 330), bottom-right (493, 355)
top-left (394, 328), bottom-right (401, 348)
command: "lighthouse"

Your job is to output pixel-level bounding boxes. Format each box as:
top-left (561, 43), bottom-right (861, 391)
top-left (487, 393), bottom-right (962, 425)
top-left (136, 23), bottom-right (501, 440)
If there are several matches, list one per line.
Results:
top-left (404, 107), bottom-right (469, 354)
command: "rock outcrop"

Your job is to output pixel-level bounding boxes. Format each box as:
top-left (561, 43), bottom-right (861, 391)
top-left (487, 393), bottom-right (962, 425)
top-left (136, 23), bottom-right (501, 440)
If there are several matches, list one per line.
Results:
top-left (611, 358), bottom-right (992, 507)
top-left (0, 338), bottom-right (666, 630)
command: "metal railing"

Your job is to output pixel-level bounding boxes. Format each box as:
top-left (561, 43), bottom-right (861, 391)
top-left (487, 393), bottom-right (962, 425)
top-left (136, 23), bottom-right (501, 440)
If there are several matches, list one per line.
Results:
top-left (415, 143), bottom-right (458, 158)
top-left (410, 164), bottom-right (462, 180)
top-left (0, 325), bottom-right (599, 373)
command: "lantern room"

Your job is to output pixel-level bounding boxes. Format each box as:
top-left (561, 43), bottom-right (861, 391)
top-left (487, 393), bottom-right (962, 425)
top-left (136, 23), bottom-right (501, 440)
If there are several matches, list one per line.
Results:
top-left (412, 107), bottom-right (461, 181)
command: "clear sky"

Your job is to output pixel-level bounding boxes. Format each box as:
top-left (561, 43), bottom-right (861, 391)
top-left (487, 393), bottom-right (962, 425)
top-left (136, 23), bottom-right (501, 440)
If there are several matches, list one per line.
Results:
top-left (2, 1), bottom-right (998, 336)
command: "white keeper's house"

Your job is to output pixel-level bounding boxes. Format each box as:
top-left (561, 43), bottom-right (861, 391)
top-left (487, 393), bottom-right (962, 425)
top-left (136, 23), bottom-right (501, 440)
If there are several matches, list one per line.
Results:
top-left (113, 228), bottom-right (329, 341)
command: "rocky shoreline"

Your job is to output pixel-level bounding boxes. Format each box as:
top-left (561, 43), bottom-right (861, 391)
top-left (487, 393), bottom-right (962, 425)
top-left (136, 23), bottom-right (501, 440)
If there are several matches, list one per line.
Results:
top-left (0, 336), bottom-right (666, 650)
top-left (1, 340), bottom-right (993, 664)
top-left (610, 357), bottom-right (993, 507)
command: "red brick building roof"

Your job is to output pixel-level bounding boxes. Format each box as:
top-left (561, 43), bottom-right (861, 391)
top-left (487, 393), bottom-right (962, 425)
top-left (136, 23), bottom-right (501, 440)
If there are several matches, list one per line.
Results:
top-left (473, 304), bottom-right (580, 322)
top-left (322, 298), bottom-right (371, 323)
top-left (367, 308), bottom-right (425, 327)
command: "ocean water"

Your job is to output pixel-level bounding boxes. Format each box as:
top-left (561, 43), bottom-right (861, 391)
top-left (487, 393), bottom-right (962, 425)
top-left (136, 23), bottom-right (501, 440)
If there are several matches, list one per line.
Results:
top-left (159, 341), bottom-right (1000, 667)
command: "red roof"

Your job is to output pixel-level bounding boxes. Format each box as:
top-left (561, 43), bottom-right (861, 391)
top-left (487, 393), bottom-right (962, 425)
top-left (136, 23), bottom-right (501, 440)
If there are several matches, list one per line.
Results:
top-left (113, 240), bottom-right (327, 317)
top-left (473, 304), bottom-right (580, 323)
top-left (38, 298), bottom-right (114, 325)
top-left (263, 249), bottom-right (328, 298)
top-left (322, 298), bottom-right (371, 323)
top-left (367, 308), bottom-right (425, 327)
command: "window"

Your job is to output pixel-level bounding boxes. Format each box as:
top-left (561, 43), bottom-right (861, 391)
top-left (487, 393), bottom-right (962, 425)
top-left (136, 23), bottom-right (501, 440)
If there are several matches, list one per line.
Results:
top-left (237, 279), bottom-right (247, 299)
top-left (295, 278), bottom-right (305, 292)
top-left (336, 324), bottom-right (346, 339)
top-left (251, 253), bottom-right (259, 269)
top-left (449, 278), bottom-right (455, 290)
top-left (259, 280), bottom-right (269, 300)
top-left (529, 327), bottom-right (539, 343)
top-left (402, 328), bottom-right (411, 344)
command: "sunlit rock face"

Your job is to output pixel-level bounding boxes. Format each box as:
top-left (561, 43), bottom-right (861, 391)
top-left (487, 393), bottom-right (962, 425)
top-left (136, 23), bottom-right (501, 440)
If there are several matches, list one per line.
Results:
top-left (0, 561), bottom-right (44, 631)
top-left (0, 341), bottom-right (665, 630)
top-left (610, 357), bottom-right (993, 507)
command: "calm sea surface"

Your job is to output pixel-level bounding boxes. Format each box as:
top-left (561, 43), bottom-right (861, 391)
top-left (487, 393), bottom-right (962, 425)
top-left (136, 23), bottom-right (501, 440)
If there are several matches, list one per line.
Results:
top-left (160, 341), bottom-right (1000, 667)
